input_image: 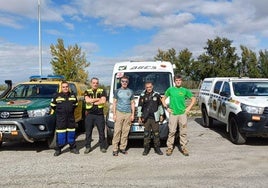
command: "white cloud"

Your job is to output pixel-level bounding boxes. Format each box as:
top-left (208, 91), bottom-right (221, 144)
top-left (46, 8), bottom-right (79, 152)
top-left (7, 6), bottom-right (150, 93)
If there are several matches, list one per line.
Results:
top-left (0, 40), bottom-right (52, 83)
top-left (1, 0), bottom-right (268, 85)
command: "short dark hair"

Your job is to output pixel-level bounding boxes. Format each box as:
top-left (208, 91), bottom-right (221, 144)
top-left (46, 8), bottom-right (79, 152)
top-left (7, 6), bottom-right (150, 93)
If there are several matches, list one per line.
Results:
top-left (61, 81), bottom-right (69, 85)
top-left (120, 76), bottom-right (129, 81)
top-left (145, 81), bottom-right (153, 85)
top-left (91, 77), bottom-right (99, 82)
top-left (174, 74), bottom-right (183, 81)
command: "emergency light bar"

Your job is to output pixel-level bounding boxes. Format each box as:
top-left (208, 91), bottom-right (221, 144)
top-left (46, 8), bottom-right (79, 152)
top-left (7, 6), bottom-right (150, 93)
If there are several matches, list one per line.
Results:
top-left (29, 75), bottom-right (65, 81)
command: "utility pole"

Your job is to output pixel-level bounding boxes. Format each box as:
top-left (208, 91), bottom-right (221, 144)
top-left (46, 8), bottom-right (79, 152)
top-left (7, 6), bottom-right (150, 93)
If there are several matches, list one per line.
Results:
top-left (38, 0), bottom-right (42, 75)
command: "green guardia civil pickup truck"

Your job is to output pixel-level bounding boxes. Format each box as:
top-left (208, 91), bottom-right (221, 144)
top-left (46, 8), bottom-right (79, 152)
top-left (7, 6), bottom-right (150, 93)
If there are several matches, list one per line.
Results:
top-left (0, 75), bottom-right (85, 148)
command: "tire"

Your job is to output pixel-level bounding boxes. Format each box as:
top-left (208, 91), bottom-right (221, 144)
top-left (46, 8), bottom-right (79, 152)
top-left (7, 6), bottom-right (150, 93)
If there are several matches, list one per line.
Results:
top-left (47, 131), bottom-right (57, 149)
top-left (201, 107), bottom-right (213, 127)
top-left (229, 116), bottom-right (246, 144)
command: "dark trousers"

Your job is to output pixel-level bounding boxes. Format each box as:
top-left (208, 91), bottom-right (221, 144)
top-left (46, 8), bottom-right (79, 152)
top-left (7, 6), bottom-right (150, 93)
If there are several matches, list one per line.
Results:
top-left (143, 118), bottom-right (160, 148)
top-left (85, 113), bottom-right (106, 149)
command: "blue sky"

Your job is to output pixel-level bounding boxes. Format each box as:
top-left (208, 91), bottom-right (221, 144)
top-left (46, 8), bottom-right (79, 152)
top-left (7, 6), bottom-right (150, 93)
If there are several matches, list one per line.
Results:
top-left (0, 0), bottom-right (268, 85)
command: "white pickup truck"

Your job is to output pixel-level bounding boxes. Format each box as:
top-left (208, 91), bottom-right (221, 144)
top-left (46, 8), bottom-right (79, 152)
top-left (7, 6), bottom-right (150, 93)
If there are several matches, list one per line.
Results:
top-left (198, 77), bottom-right (268, 144)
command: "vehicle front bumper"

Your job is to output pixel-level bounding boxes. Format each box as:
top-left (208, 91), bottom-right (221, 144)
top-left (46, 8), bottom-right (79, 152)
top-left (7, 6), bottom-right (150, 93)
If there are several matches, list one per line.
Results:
top-left (237, 112), bottom-right (268, 137)
top-left (0, 115), bottom-right (55, 143)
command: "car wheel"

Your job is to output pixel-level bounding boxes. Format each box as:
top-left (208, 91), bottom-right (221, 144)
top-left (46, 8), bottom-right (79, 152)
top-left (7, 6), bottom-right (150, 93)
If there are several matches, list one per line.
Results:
top-left (229, 116), bottom-right (246, 144)
top-left (202, 107), bottom-right (213, 127)
top-left (47, 131), bottom-right (57, 149)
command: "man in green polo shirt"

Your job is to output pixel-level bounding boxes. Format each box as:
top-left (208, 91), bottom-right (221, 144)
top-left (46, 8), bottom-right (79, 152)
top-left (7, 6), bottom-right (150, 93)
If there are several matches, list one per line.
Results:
top-left (162, 74), bottom-right (196, 156)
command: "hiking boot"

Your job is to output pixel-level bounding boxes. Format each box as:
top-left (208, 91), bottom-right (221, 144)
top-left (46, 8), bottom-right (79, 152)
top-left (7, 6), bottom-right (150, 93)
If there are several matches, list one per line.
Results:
top-left (166, 148), bottom-right (173, 156)
top-left (54, 150), bottom-right (61, 157)
top-left (142, 147), bottom-right (150, 156)
top-left (154, 147), bottom-right (163, 155)
top-left (112, 151), bottom-right (118, 156)
top-left (70, 148), bottom-right (79, 154)
top-left (100, 148), bottom-right (107, 153)
top-left (84, 147), bottom-right (92, 154)
top-left (119, 149), bottom-right (128, 154)
top-left (181, 148), bottom-right (189, 156)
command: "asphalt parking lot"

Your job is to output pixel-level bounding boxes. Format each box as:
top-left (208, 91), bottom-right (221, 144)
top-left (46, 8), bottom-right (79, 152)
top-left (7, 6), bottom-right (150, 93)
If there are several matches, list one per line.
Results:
top-left (0, 117), bottom-right (267, 188)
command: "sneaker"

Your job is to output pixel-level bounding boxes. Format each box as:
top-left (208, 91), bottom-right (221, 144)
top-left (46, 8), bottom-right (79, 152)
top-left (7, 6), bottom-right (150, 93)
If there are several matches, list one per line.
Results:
top-left (70, 148), bottom-right (79, 154)
top-left (154, 147), bottom-right (163, 155)
top-left (100, 148), bottom-right (107, 153)
top-left (181, 148), bottom-right (189, 156)
top-left (119, 149), bottom-right (128, 155)
top-left (54, 150), bottom-right (61, 157)
top-left (166, 148), bottom-right (173, 156)
top-left (84, 147), bottom-right (92, 154)
top-left (112, 151), bottom-right (118, 156)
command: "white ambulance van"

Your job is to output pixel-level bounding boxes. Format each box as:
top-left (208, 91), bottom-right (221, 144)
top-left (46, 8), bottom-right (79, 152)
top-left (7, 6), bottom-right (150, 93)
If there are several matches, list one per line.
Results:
top-left (106, 61), bottom-right (174, 144)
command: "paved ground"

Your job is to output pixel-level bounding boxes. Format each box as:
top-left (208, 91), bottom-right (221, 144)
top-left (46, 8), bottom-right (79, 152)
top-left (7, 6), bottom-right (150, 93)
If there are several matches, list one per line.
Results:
top-left (0, 117), bottom-right (267, 188)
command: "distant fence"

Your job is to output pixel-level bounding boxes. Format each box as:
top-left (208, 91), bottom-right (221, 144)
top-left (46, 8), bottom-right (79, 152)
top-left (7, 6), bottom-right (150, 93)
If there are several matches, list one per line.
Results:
top-left (183, 80), bottom-right (201, 89)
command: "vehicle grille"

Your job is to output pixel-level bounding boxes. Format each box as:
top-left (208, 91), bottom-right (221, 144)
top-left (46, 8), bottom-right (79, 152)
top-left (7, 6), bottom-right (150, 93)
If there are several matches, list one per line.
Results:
top-left (0, 111), bottom-right (28, 119)
top-left (263, 107), bottom-right (268, 114)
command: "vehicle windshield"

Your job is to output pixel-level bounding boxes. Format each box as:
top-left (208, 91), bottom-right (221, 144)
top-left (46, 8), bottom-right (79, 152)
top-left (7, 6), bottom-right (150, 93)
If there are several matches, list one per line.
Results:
top-left (6, 84), bottom-right (59, 98)
top-left (233, 81), bottom-right (268, 96)
top-left (113, 72), bottom-right (173, 95)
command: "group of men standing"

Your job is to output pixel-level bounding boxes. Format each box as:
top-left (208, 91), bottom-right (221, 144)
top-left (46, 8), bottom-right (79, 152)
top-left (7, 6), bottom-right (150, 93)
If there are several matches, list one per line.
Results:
top-left (50, 74), bottom-right (196, 157)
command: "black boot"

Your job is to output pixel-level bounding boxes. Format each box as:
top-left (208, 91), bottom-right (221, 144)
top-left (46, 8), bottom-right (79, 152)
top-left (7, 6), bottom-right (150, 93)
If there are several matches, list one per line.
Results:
top-left (142, 147), bottom-right (150, 156)
top-left (54, 149), bottom-right (61, 157)
top-left (155, 147), bottom-right (163, 155)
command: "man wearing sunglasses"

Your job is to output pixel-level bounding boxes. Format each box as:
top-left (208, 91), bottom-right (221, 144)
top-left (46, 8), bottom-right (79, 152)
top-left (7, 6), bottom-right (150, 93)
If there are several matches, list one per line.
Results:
top-left (112, 76), bottom-right (135, 156)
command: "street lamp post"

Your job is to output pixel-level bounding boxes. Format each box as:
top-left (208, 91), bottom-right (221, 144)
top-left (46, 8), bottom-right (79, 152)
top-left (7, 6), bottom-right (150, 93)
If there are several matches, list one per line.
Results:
top-left (38, 0), bottom-right (42, 75)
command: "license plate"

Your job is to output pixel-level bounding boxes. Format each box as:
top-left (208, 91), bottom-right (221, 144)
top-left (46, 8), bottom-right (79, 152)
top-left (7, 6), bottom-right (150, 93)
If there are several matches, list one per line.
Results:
top-left (131, 125), bottom-right (144, 132)
top-left (0, 125), bottom-right (17, 133)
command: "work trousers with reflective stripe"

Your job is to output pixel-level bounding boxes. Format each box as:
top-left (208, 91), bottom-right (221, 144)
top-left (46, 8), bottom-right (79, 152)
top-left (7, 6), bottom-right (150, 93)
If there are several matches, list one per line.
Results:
top-left (112, 110), bottom-right (132, 151)
top-left (166, 113), bottom-right (188, 150)
top-left (55, 128), bottom-right (76, 150)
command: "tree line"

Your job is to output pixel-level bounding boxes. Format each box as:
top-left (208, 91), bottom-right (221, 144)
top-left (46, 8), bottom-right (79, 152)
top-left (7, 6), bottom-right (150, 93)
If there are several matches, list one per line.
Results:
top-left (2, 36), bottom-right (266, 90)
top-left (50, 37), bottom-right (268, 85)
top-left (154, 36), bottom-right (268, 81)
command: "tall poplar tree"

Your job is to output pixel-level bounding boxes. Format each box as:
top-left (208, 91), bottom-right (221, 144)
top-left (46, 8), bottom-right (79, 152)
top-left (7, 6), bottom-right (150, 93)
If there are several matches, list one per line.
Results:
top-left (50, 38), bottom-right (90, 83)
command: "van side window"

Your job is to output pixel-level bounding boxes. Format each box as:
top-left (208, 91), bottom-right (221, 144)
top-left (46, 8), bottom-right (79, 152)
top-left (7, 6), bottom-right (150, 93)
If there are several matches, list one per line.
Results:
top-left (200, 81), bottom-right (212, 91)
top-left (213, 81), bottom-right (223, 94)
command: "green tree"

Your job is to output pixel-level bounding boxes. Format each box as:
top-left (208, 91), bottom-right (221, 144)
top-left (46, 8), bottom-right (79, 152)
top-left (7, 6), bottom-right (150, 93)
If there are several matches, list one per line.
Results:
top-left (50, 38), bottom-right (90, 83)
top-left (258, 50), bottom-right (268, 78)
top-left (155, 48), bottom-right (178, 65)
top-left (197, 37), bottom-right (240, 79)
top-left (154, 48), bottom-right (194, 79)
top-left (239, 46), bottom-right (261, 77)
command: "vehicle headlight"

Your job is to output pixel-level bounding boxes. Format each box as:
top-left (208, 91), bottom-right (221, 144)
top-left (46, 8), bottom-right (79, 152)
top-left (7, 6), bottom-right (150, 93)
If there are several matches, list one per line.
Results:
top-left (28, 107), bottom-right (50, 117)
top-left (241, 103), bottom-right (264, 114)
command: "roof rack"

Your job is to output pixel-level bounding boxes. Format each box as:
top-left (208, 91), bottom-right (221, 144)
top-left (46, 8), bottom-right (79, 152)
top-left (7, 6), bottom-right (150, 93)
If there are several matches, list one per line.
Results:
top-left (29, 75), bottom-right (65, 81)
